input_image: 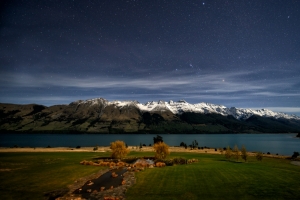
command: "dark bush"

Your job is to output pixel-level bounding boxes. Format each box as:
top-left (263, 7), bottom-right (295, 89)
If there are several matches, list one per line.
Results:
top-left (163, 159), bottom-right (174, 166)
top-left (292, 152), bottom-right (299, 159)
top-left (76, 146), bottom-right (81, 149)
top-left (153, 135), bottom-right (163, 144)
top-left (267, 152), bottom-right (270, 155)
top-left (215, 148), bottom-right (217, 151)
top-left (173, 157), bottom-right (187, 165)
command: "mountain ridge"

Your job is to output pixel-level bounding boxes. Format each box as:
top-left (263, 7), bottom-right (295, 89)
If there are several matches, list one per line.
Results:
top-left (71, 97), bottom-right (300, 121)
top-left (1, 97), bottom-right (300, 134)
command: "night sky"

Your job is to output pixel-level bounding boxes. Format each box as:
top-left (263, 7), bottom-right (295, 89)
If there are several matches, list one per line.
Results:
top-left (1, 0), bottom-right (300, 116)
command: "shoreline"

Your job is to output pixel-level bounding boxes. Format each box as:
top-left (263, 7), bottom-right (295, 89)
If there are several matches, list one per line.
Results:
top-left (0, 146), bottom-right (290, 159)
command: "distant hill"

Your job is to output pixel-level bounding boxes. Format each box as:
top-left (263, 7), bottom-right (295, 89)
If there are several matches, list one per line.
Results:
top-left (1, 98), bottom-right (300, 133)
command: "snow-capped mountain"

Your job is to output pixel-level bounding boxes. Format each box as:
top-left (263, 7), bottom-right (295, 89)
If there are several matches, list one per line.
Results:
top-left (72, 98), bottom-right (300, 121)
top-left (2, 97), bottom-right (300, 134)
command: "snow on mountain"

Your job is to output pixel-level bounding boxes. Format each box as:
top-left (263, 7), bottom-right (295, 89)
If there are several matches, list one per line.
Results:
top-left (71, 98), bottom-right (300, 121)
top-left (71, 98), bottom-right (109, 106)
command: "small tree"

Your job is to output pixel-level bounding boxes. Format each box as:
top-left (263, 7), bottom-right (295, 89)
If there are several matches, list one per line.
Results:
top-left (180, 142), bottom-right (186, 147)
top-left (153, 142), bottom-right (170, 159)
top-left (256, 152), bottom-right (263, 161)
top-left (110, 140), bottom-right (130, 159)
top-left (241, 145), bottom-right (248, 162)
top-left (225, 146), bottom-right (232, 160)
top-left (233, 145), bottom-right (239, 161)
top-left (93, 146), bottom-right (98, 151)
top-left (153, 135), bottom-right (163, 144)
top-left (191, 140), bottom-right (198, 149)
top-left (291, 152), bottom-right (299, 159)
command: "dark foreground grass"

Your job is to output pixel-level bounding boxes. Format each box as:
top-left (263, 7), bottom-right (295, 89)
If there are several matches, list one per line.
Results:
top-left (0, 152), bottom-right (110, 200)
top-left (0, 151), bottom-right (300, 200)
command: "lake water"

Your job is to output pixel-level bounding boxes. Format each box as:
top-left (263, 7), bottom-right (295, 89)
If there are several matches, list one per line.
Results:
top-left (0, 133), bottom-right (299, 156)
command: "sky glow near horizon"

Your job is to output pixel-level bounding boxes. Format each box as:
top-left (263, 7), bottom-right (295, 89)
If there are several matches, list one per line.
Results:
top-left (0, 0), bottom-right (300, 116)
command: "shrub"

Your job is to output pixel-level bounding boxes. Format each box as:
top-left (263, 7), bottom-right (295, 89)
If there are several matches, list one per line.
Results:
top-left (76, 146), bottom-right (81, 149)
top-left (110, 140), bottom-right (130, 159)
top-left (153, 135), bottom-right (163, 144)
top-left (241, 145), bottom-right (248, 162)
top-left (163, 159), bottom-right (174, 166)
top-left (256, 152), bottom-right (263, 161)
top-left (292, 152), bottom-right (299, 159)
top-left (225, 146), bottom-right (232, 160)
top-left (233, 145), bottom-right (239, 161)
top-left (173, 157), bottom-right (187, 165)
top-left (153, 142), bottom-right (170, 159)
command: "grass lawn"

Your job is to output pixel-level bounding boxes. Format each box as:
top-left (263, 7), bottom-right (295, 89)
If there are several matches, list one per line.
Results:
top-left (0, 152), bottom-right (110, 200)
top-left (0, 151), bottom-right (300, 200)
top-left (126, 152), bottom-right (300, 200)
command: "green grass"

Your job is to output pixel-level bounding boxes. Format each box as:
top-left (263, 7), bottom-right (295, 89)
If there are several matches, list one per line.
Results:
top-left (0, 152), bottom-right (300, 200)
top-left (126, 152), bottom-right (300, 200)
top-left (0, 152), bottom-right (110, 200)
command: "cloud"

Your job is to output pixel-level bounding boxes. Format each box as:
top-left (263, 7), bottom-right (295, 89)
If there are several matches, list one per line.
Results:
top-left (1, 69), bottom-right (299, 108)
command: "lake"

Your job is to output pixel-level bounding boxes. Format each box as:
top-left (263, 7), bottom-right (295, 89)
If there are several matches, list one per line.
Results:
top-left (0, 133), bottom-right (299, 156)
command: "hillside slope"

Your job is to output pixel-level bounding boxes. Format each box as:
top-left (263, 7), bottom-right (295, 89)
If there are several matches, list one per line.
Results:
top-left (1, 98), bottom-right (300, 133)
